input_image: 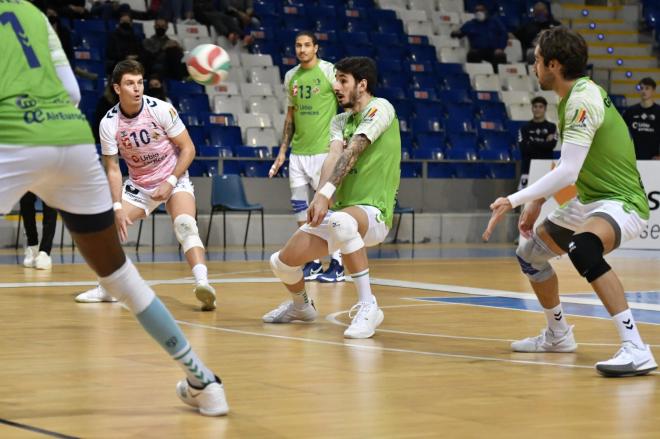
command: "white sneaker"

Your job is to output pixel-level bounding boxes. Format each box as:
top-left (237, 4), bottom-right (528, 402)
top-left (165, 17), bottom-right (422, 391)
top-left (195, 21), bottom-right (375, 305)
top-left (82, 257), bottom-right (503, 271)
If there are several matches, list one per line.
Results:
top-left (262, 300), bottom-right (317, 323)
top-left (34, 251), bottom-right (52, 270)
top-left (194, 283), bottom-right (216, 311)
top-left (596, 341), bottom-right (658, 377)
top-left (176, 376), bottom-right (229, 416)
top-left (511, 326), bottom-right (578, 353)
top-left (23, 245), bottom-right (38, 268)
top-left (74, 286), bottom-right (118, 303)
top-left (343, 299), bottom-right (384, 339)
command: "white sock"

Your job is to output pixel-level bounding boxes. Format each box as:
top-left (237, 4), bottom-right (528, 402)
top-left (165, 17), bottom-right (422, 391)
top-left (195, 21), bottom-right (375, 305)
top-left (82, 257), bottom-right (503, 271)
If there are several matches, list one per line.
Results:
top-left (543, 304), bottom-right (570, 334)
top-left (613, 309), bottom-right (645, 347)
top-left (332, 250), bottom-right (342, 265)
top-left (192, 264), bottom-right (208, 284)
top-left (352, 268), bottom-right (373, 303)
top-left (291, 289), bottom-right (310, 308)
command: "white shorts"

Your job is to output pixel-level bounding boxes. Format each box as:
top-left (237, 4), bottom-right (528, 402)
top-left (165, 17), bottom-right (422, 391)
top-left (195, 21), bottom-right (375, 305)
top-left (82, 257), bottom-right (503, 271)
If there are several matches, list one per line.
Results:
top-left (289, 153), bottom-right (328, 190)
top-left (299, 205), bottom-right (390, 254)
top-left (0, 144), bottom-right (111, 215)
top-left (548, 198), bottom-right (647, 247)
top-left (122, 172), bottom-right (195, 216)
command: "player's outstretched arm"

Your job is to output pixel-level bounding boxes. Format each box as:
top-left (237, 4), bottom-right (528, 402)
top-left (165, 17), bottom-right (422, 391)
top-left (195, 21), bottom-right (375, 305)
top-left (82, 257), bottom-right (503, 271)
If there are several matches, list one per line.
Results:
top-left (270, 107), bottom-right (295, 178)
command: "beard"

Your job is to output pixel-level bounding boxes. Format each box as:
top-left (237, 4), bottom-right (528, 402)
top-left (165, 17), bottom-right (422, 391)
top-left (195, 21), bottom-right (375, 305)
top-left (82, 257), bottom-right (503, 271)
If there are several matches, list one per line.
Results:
top-left (341, 86), bottom-right (359, 109)
top-left (538, 71), bottom-right (554, 91)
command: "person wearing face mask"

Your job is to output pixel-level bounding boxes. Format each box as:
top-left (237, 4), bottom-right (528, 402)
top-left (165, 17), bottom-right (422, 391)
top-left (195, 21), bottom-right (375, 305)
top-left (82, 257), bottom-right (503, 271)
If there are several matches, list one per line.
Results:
top-left (106, 11), bottom-right (144, 73)
top-left (515, 2), bottom-right (561, 63)
top-left (45, 8), bottom-right (74, 62)
top-left (148, 75), bottom-right (172, 103)
top-left (450, 3), bottom-right (508, 68)
top-left (142, 19), bottom-right (187, 81)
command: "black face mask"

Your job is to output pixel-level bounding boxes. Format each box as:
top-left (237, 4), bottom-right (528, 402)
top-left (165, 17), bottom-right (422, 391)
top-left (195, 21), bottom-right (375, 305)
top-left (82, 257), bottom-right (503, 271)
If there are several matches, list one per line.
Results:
top-left (48, 15), bottom-right (58, 25)
top-left (150, 87), bottom-right (165, 99)
top-left (155, 28), bottom-right (166, 37)
top-left (119, 22), bottom-right (132, 31)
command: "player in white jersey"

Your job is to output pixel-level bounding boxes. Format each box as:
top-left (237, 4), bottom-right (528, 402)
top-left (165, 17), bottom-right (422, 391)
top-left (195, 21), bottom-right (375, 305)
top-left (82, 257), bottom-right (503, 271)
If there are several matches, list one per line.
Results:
top-left (75, 60), bottom-right (216, 311)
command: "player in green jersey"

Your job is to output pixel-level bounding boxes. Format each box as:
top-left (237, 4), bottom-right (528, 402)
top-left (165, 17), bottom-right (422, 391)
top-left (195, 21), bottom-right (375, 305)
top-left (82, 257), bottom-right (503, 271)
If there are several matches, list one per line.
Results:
top-left (483, 27), bottom-right (656, 377)
top-left (269, 31), bottom-right (345, 282)
top-left (0, 1), bottom-right (228, 415)
top-left (263, 57), bottom-right (401, 339)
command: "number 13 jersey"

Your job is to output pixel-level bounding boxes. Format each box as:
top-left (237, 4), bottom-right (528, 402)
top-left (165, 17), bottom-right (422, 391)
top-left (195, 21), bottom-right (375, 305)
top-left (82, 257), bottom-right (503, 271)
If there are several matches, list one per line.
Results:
top-left (100, 95), bottom-right (186, 190)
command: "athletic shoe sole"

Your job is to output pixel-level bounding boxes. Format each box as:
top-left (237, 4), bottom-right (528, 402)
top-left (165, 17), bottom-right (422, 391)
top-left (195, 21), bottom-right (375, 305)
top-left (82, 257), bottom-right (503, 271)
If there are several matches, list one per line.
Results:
top-left (194, 285), bottom-right (216, 311)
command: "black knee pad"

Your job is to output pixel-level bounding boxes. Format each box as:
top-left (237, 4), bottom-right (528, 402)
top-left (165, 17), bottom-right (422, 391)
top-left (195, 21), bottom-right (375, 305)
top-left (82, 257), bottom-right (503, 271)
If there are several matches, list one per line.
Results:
top-left (567, 232), bottom-right (611, 283)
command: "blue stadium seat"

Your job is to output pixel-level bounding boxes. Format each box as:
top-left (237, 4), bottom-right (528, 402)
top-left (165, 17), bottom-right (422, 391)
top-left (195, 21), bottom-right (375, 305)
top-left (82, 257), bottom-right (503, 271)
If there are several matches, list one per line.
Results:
top-left (284, 15), bottom-right (310, 30)
top-left (401, 162), bottom-right (422, 178)
top-left (340, 31), bottom-right (370, 46)
top-left (400, 131), bottom-right (413, 150)
top-left (435, 63), bottom-right (464, 76)
top-left (453, 163), bottom-right (487, 178)
top-left (408, 45), bottom-right (437, 63)
top-left (187, 126), bottom-right (208, 147)
top-left (378, 87), bottom-right (407, 102)
top-left (348, 0), bottom-right (374, 8)
top-left (439, 89), bottom-right (472, 104)
top-left (472, 90), bottom-right (500, 102)
top-left (179, 112), bottom-right (204, 127)
top-left (407, 35), bottom-right (430, 46)
top-left (74, 46), bottom-right (103, 62)
top-left (74, 60), bottom-right (105, 78)
top-left (392, 99), bottom-right (413, 124)
top-left (479, 149), bottom-right (512, 161)
top-left (446, 102), bottom-right (476, 121)
top-left (208, 126), bottom-right (242, 148)
top-left (343, 44), bottom-right (376, 57)
top-left (416, 132), bottom-right (446, 150)
top-left (411, 75), bottom-right (438, 91)
top-left (412, 115), bottom-right (444, 134)
top-left (412, 88), bottom-right (438, 101)
top-left (166, 80), bottom-right (205, 97)
top-left (378, 59), bottom-right (405, 75)
top-left (251, 40), bottom-right (279, 56)
top-left (443, 74), bottom-right (472, 91)
top-left (414, 100), bottom-right (444, 123)
top-left (73, 19), bottom-right (107, 33)
top-left (314, 30), bottom-right (337, 43)
top-left (480, 102), bottom-right (508, 124)
top-left (487, 163), bottom-right (516, 179)
top-left (317, 44), bottom-right (344, 63)
top-left (307, 4), bottom-right (337, 20)
top-left (344, 18), bottom-right (372, 33)
top-left (375, 45), bottom-right (407, 61)
top-left (177, 95), bottom-right (210, 114)
top-left (446, 114), bottom-right (477, 133)
top-left (448, 133), bottom-right (479, 151)
top-left (381, 74), bottom-right (409, 90)
top-left (250, 26), bottom-right (276, 41)
top-left (205, 113), bottom-right (236, 127)
top-left (376, 32), bottom-right (406, 47)
top-left (375, 19), bottom-right (404, 35)
top-left (233, 146), bottom-right (271, 158)
top-left (412, 147), bottom-right (444, 160)
top-left (188, 160), bottom-right (209, 177)
top-left (506, 120), bottom-right (526, 142)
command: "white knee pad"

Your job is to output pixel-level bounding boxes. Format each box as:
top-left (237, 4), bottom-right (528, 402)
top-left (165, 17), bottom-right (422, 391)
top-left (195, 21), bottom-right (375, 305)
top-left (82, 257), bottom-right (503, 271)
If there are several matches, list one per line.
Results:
top-left (270, 251), bottom-right (303, 285)
top-left (328, 211), bottom-right (364, 254)
top-left (173, 214), bottom-right (204, 253)
top-left (290, 185), bottom-right (310, 222)
top-left (516, 234), bottom-right (557, 282)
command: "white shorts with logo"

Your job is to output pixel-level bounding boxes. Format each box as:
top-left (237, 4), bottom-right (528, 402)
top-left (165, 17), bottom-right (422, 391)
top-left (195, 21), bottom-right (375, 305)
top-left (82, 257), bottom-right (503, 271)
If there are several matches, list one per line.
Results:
top-left (299, 205), bottom-right (389, 254)
top-left (548, 197), bottom-right (647, 246)
top-left (0, 144), bottom-right (111, 215)
top-left (122, 172), bottom-right (194, 216)
top-left (289, 153), bottom-right (328, 190)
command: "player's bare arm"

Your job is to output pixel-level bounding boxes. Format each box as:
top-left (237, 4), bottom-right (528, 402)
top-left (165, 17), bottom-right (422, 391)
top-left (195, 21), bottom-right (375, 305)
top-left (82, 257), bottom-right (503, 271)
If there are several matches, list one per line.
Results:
top-left (151, 129), bottom-right (195, 201)
top-left (307, 134), bottom-right (370, 226)
top-left (102, 154), bottom-right (132, 241)
top-left (270, 107), bottom-right (295, 178)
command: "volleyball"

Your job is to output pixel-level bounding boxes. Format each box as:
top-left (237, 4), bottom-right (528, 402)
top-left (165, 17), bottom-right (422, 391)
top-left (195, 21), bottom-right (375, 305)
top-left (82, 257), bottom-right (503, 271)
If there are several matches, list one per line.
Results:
top-left (186, 44), bottom-right (231, 86)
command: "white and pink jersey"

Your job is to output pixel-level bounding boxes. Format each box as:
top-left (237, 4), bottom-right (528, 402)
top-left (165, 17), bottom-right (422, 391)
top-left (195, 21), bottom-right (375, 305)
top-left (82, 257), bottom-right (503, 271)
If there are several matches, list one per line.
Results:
top-left (99, 95), bottom-right (186, 190)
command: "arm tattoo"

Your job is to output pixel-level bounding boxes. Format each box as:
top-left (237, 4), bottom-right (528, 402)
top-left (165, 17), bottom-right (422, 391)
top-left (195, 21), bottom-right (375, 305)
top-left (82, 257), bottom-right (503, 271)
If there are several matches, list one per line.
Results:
top-left (282, 117), bottom-right (295, 146)
top-left (328, 134), bottom-right (370, 186)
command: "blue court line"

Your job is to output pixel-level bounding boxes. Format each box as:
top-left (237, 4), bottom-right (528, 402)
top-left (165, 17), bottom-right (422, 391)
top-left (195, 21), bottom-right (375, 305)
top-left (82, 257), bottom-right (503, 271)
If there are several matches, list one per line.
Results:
top-left (415, 296), bottom-right (660, 325)
top-left (564, 291), bottom-right (660, 303)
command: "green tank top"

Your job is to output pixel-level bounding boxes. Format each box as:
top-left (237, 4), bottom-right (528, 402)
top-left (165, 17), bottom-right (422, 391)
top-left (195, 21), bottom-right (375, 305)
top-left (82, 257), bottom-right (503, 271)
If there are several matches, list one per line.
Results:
top-left (331, 97), bottom-right (401, 227)
top-left (558, 77), bottom-right (649, 219)
top-left (284, 59), bottom-right (337, 155)
top-left (0, 1), bottom-right (93, 146)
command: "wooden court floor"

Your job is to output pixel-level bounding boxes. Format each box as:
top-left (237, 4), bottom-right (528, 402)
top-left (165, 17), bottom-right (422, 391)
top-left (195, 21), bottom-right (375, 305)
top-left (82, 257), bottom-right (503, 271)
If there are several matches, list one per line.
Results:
top-left (1, 244), bottom-right (659, 438)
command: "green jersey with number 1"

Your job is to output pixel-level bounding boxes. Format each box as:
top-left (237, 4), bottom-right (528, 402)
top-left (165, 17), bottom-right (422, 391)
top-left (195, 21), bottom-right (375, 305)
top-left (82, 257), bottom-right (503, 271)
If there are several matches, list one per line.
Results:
top-left (330, 97), bottom-right (401, 228)
top-left (284, 59), bottom-right (337, 155)
top-left (0, 1), bottom-right (93, 146)
top-left (558, 77), bottom-right (649, 219)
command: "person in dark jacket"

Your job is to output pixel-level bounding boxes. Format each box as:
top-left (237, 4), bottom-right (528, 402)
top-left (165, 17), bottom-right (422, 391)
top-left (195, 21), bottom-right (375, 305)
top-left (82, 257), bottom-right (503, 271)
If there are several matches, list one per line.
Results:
top-left (517, 96), bottom-right (557, 189)
top-left (450, 3), bottom-right (508, 68)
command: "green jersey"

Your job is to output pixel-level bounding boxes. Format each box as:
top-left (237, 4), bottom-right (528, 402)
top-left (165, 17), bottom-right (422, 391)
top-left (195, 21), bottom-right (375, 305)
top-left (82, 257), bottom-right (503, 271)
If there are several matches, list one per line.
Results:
top-left (330, 98), bottom-right (401, 228)
top-left (284, 59), bottom-right (337, 155)
top-left (558, 77), bottom-right (649, 219)
top-left (0, 1), bottom-right (93, 146)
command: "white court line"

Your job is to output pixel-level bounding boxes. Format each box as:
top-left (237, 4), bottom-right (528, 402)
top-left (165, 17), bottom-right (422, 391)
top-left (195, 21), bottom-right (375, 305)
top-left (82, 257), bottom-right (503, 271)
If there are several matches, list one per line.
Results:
top-left (0, 276), bottom-right (279, 289)
top-left (326, 305), bottom-right (660, 347)
top-left (176, 320), bottom-right (596, 371)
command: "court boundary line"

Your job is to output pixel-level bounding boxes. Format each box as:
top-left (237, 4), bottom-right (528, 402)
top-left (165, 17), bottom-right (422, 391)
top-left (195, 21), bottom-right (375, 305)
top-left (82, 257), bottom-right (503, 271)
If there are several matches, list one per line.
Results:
top-left (0, 418), bottom-right (79, 439)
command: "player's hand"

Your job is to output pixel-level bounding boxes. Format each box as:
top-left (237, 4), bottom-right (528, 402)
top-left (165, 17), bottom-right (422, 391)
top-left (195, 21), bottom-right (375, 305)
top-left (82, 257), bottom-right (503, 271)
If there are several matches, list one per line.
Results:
top-left (519, 199), bottom-right (543, 239)
top-left (482, 197), bottom-right (513, 242)
top-left (152, 181), bottom-right (174, 202)
top-left (307, 193), bottom-right (330, 227)
top-left (269, 152), bottom-right (286, 178)
top-left (114, 209), bottom-right (133, 243)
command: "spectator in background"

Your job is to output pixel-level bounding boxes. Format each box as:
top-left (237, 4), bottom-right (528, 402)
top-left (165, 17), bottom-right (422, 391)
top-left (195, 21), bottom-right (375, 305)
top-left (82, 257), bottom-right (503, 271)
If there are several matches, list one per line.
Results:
top-left (142, 18), bottom-right (187, 80)
top-left (54, 0), bottom-right (90, 20)
top-left (106, 12), bottom-right (144, 73)
top-left (515, 2), bottom-right (561, 63)
top-left (160, 0), bottom-right (194, 22)
top-left (450, 3), bottom-right (508, 68)
top-left (147, 74), bottom-right (171, 103)
top-left (193, 0), bottom-right (249, 45)
top-left (517, 96), bottom-right (557, 189)
top-left (225, 0), bottom-right (259, 29)
top-left (19, 192), bottom-right (57, 270)
top-left (623, 77), bottom-right (660, 160)
top-left (93, 80), bottom-right (118, 143)
top-left (45, 7), bottom-right (74, 62)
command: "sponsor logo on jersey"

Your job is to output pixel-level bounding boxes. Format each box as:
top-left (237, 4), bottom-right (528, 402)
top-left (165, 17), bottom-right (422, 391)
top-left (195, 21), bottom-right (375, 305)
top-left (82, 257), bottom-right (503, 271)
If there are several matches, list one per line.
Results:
top-left (312, 86), bottom-right (320, 95)
top-left (571, 108), bottom-right (588, 128)
top-left (169, 107), bottom-right (178, 122)
top-left (364, 107), bottom-right (378, 121)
